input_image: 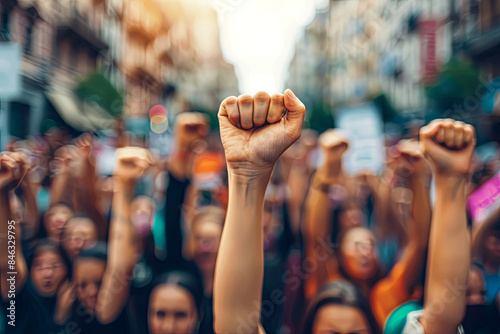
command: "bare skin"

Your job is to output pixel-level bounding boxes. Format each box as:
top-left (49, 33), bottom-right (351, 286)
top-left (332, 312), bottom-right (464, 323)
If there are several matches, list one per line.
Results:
top-left (213, 89), bottom-right (305, 334)
top-left (419, 119), bottom-right (476, 334)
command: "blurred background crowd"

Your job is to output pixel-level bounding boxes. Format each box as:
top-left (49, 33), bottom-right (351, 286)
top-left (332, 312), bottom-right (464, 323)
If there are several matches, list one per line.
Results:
top-left (1, 0), bottom-right (500, 333)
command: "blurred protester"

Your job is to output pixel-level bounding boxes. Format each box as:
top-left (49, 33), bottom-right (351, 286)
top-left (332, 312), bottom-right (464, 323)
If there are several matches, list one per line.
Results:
top-left (303, 130), bottom-right (431, 327)
top-left (1, 152), bottom-right (69, 333)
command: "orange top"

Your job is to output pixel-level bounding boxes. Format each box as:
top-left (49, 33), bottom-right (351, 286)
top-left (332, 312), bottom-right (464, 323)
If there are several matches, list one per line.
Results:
top-left (305, 261), bottom-right (422, 328)
top-left (370, 263), bottom-right (422, 327)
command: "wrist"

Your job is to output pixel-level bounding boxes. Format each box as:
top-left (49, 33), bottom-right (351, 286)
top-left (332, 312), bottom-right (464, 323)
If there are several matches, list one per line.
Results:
top-left (434, 175), bottom-right (467, 200)
top-left (316, 163), bottom-right (342, 182)
top-left (113, 177), bottom-right (136, 191)
top-left (228, 163), bottom-right (273, 183)
top-left (228, 171), bottom-right (270, 206)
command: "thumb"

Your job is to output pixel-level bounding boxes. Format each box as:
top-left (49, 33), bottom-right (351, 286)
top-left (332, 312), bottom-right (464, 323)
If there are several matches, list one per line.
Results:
top-left (283, 89), bottom-right (305, 132)
top-left (419, 120), bottom-right (442, 141)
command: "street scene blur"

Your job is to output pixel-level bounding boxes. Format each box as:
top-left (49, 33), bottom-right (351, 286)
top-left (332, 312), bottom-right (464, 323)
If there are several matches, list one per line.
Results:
top-left (1, 0), bottom-right (500, 333)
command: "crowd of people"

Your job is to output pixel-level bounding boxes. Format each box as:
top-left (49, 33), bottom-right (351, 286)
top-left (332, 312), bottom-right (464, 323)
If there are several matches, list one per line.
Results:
top-left (0, 89), bottom-right (499, 333)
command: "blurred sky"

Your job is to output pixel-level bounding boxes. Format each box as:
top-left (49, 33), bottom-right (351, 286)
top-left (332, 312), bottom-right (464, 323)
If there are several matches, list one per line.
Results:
top-left (209, 0), bottom-right (329, 95)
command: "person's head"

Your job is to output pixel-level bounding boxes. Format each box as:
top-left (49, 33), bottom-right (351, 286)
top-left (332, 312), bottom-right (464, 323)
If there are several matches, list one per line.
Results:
top-left (301, 280), bottom-right (381, 334)
top-left (30, 240), bottom-right (68, 297)
top-left (62, 216), bottom-right (98, 261)
top-left (466, 265), bottom-right (486, 305)
top-left (148, 271), bottom-right (203, 334)
top-left (332, 201), bottom-right (366, 243)
top-left (73, 243), bottom-right (107, 315)
top-left (463, 266), bottom-right (490, 333)
top-left (131, 196), bottom-right (156, 241)
top-left (44, 202), bottom-right (74, 243)
top-left (483, 220), bottom-right (500, 265)
top-left (190, 206), bottom-right (225, 275)
top-left (338, 227), bottom-right (378, 282)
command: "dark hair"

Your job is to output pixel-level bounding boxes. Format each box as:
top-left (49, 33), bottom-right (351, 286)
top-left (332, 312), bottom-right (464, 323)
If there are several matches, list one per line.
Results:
top-left (300, 280), bottom-right (381, 334)
top-left (28, 239), bottom-right (71, 278)
top-left (150, 271), bottom-right (204, 315)
top-left (37, 201), bottom-right (75, 240)
top-left (75, 242), bottom-right (107, 262)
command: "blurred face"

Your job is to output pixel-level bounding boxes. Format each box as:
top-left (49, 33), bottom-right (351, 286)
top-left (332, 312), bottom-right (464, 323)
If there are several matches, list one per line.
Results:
top-left (62, 219), bottom-right (98, 260)
top-left (338, 207), bottom-right (365, 232)
top-left (466, 269), bottom-right (486, 305)
top-left (312, 304), bottom-right (370, 334)
top-left (484, 231), bottom-right (500, 263)
top-left (45, 205), bottom-right (73, 243)
top-left (31, 249), bottom-right (67, 297)
top-left (74, 258), bottom-right (105, 314)
top-left (149, 285), bottom-right (198, 334)
top-left (340, 228), bottom-right (377, 281)
top-left (192, 220), bottom-right (222, 274)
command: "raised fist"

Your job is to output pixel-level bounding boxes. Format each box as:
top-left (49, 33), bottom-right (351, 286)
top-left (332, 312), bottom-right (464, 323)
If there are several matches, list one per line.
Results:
top-left (114, 147), bottom-right (153, 184)
top-left (0, 152), bottom-right (27, 191)
top-left (318, 129), bottom-right (349, 167)
top-left (393, 139), bottom-right (428, 177)
top-left (53, 145), bottom-right (84, 176)
top-left (420, 119), bottom-right (475, 176)
top-left (174, 112), bottom-right (208, 152)
top-left (74, 133), bottom-right (94, 160)
top-left (218, 89), bottom-right (305, 174)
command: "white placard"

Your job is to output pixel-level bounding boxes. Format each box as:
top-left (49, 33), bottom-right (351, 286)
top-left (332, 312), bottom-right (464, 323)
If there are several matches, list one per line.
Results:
top-left (336, 102), bottom-right (385, 175)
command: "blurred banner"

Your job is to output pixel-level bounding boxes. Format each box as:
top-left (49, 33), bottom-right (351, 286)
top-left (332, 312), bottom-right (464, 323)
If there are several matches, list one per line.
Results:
top-left (419, 18), bottom-right (440, 85)
top-left (336, 102), bottom-right (385, 175)
top-left (468, 172), bottom-right (500, 223)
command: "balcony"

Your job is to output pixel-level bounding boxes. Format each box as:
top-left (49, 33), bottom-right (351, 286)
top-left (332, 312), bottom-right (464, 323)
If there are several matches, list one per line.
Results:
top-left (123, 0), bottom-right (164, 42)
top-left (54, 0), bottom-right (108, 52)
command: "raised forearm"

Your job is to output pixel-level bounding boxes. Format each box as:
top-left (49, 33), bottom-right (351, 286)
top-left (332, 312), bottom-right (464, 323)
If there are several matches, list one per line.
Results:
top-left (398, 171), bottom-right (432, 293)
top-left (96, 180), bottom-right (136, 323)
top-left (0, 190), bottom-right (27, 299)
top-left (214, 170), bottom-right (270, 333)
top-left (409, 172), bottom-right (431, 249)
top-left (107, 181), bottom-right (136, 271)
top-left (20, 179), bottom-right (39, 236)
top-left (421, 176), bottom-right (469, 333)
top-left (304, 163), bottom-right (340, 241)
top-left (50, 171), bottom-right (71, 205)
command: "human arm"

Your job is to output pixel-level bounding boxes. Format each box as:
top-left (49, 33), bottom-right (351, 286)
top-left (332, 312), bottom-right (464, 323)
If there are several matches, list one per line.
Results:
top-left (302, 129), bottom-right (348, 298)
top-left (95, 147), bottom-right (152, 323)
top-left (213, 90), bottom-right (305, 333)
top-left (419, 119), bottom-right (475, 333)
top-left (0, 152), bottom-right (28, 300)
top-left (164, 112), bottom-right (208, 266)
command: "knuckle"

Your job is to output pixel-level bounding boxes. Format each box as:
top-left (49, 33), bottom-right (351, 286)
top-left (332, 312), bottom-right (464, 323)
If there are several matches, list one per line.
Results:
top-left (238, 94), bottom-right (253, 105)
top-left (254, 91), bottom-right (270, 103)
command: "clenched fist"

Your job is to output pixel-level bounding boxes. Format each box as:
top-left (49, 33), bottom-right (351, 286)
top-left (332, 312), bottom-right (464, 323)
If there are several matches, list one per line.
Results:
top-left (318, 129), bottom-right (349, 167)
top-left (420, 119), bottom-right (475, 176)
top-left (174, 112), bottom-right (209, 153)
top-left (218, 89), bottom-right (305, 175)
top-left (114, 147), bottom-right (153, 184)
top-left (0, 152), bottom-right (28, 191)
top-left (393, 139), bottom-right (429, 178)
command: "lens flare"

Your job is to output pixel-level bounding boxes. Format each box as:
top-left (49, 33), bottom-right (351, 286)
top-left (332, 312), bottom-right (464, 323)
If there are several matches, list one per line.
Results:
top-left (150, 118), bottom-right (169, 134)
top-left (149, 104), bottom-right (168, 119)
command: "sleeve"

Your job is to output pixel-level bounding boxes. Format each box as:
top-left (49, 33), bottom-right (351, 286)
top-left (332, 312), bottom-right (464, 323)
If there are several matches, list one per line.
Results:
top-left (163, 172), bottom-right (191, 270)
top-left (403, 310), bottom-right (464, 334)
top-left (371, 263), bottom-right (422, 327)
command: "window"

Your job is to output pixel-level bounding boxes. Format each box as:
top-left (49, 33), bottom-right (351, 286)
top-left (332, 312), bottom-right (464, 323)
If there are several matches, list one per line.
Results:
top-left (24, 22), bottom-right (32, 55)
top-left (9, 102), bottom-right (30, 139)
top-left (0, 3), bottom-right (10, 41)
